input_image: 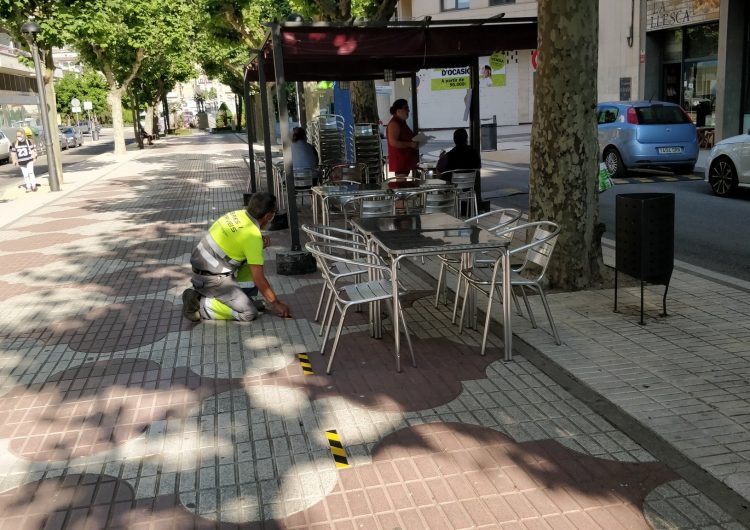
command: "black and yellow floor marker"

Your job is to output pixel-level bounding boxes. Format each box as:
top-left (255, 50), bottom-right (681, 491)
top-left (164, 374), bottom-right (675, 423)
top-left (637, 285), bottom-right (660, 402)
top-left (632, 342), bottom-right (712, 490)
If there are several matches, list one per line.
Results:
top-left (297, 353), bottom-right (314, 375)
top-left (325, 429), bottom-right (350, 469)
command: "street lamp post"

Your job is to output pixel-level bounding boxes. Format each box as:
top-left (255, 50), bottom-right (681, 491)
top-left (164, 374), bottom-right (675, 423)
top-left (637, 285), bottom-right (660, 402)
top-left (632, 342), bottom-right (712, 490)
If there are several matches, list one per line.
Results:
top-left (21, 20), bottom-right (61, 192)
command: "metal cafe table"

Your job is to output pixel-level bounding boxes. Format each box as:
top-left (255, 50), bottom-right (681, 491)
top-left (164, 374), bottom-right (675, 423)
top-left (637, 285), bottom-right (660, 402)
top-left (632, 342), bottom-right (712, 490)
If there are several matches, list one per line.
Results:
top-left (351, 212), bottom-right (513, 372)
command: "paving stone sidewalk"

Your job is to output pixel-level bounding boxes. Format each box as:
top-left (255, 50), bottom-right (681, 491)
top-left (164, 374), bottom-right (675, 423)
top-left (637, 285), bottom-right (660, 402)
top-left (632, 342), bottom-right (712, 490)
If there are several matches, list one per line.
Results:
top-left (0, 133), bottom-right (744, 529)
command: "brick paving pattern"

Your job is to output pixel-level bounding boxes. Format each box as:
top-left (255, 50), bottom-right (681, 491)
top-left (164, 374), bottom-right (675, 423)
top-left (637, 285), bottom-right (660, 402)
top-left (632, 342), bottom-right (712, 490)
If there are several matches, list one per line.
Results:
top-left (0, 134), bottom-right (743, 529)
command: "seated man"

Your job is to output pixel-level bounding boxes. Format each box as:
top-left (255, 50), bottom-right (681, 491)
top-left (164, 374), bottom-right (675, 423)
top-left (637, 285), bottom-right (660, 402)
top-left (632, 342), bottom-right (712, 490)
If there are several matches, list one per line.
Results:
top-left (182, 192), bottom-right (290, 322)
top-left (436, 128), bottom-right (484, 207)
top-left (291, 127), bottom-right (319, 181)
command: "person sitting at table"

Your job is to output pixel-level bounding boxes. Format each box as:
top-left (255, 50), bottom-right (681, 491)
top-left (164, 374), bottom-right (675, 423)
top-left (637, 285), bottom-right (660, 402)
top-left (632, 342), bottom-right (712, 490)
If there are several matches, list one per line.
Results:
top-left (436, 128), bottom-right (484, 208)
top-left (291, 127), bottom-right (319, 182)
top-left (386, 99), bottom-right (419, 177)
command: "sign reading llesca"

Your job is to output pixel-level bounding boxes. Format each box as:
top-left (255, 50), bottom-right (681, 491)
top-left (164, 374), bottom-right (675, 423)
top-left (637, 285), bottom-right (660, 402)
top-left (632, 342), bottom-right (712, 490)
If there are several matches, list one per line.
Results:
top-left (647, 0), bottom-right (720, 31)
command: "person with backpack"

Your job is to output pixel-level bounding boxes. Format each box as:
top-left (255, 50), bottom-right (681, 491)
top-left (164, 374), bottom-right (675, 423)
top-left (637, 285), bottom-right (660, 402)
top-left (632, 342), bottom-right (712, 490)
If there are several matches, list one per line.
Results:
top-left (10, 129), bottom-right (38, 193)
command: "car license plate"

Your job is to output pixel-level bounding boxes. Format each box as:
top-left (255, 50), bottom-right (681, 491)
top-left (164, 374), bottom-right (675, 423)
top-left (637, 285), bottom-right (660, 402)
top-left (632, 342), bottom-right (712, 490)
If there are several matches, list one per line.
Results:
top-left (658, 146), bottom-right (682, 154)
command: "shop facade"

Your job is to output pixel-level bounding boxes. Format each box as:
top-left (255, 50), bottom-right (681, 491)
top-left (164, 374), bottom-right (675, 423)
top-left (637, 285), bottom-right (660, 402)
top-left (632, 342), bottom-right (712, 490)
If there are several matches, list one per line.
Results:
top-left (643, 0), bottom-right (749, 142)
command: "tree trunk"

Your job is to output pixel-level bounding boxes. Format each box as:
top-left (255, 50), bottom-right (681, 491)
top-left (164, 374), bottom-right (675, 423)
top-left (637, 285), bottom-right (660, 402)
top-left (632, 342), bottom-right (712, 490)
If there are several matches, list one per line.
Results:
top-left (350, 80), bottom-right (379, 123)
top-left (145, 105), bottom-right (155, 136)
top-left (529, 0), bottom-right (604, 290)
top-left (109, 89), bottom-right (127, 156)
top-left (131, 92), bottom-right (143, 149)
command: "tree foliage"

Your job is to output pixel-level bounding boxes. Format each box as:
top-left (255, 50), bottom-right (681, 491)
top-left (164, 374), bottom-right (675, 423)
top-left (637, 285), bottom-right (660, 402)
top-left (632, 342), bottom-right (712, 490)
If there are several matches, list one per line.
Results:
top-left (54, 70), bottom-right (109, 121)
top-left (38, 0), bottom-right (198, 155)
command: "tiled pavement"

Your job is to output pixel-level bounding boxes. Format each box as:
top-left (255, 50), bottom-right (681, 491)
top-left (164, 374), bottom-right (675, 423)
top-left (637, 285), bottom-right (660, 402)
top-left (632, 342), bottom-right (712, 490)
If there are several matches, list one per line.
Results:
top-left (0, 133), bottom-right (745, 529)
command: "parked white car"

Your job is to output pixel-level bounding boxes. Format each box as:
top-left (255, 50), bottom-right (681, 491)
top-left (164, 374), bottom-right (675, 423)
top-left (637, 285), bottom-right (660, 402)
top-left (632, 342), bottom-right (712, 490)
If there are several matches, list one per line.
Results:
top-left (705, 133), bottom-right (750, 196)
top-left (0, 131), bottom-right (10, 164)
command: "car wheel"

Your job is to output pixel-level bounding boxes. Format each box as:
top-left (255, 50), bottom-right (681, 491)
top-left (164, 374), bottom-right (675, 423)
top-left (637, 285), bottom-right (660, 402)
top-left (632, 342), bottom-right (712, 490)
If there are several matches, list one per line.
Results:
top-left (708, 156), bottom-right (738, 197)
top-left (603, 148), bottom-right (626, 179)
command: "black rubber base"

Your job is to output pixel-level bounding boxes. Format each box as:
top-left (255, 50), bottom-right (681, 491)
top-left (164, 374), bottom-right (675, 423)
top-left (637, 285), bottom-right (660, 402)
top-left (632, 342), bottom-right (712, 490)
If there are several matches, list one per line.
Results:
top-left (268, 211), bottom-right (289, 231)
top-left (276, 250), bottom-right (317, 276)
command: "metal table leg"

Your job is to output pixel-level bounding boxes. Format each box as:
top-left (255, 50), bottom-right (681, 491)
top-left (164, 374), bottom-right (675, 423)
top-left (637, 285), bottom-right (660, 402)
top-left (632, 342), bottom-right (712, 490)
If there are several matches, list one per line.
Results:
top-left (502, 248), bottom-right (513, 361)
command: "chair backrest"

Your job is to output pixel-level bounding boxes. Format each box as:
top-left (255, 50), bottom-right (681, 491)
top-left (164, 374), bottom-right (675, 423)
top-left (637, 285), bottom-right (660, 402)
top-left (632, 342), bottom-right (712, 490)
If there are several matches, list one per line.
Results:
top-left (499, 221), bottom-right (560, 280)
top-left (301, 224), bottom-right (366, 247)
top-left (305, 241), bottom-right (391, 285)
top-left (444, 169), bottom-right (476, 191)
top-left (465, 208), bottom-right (523, 232)
top-left (396, 189), bottom-right (428, 215)
top-left (342, 193), bottom-right (394, 223)
top-left (294, 169), bottom-right (315, 188)
top-left (329, 163), bottom-right (368, 183)
top-left (423, 189), bottom-right (456, 214)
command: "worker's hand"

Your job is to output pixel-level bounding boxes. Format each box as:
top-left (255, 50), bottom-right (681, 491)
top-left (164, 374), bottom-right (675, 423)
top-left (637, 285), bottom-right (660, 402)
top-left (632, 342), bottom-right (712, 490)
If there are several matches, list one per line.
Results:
top-left (262, 235), bottom-right (271, 248)
top-left (271, 300), bottom-right (290, 317)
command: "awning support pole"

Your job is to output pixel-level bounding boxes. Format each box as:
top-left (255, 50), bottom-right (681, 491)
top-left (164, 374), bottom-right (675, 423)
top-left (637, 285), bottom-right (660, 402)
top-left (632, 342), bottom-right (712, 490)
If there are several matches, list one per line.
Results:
top-left (469, 60), bottom-right (483, 203)
top-left (244, 66), bottom-right (257, 195)
top-left (296, 81), bottom-right (307, 129)
top-left (257, 51), bottom-right (274, 192)
top-left (271, 24), bottom-right (301, 251)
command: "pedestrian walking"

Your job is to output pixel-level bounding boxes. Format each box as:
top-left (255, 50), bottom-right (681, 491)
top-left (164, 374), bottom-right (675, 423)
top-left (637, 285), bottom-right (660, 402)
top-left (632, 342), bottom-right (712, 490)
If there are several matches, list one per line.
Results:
top-left (11, 129), bottom-right (38, 193)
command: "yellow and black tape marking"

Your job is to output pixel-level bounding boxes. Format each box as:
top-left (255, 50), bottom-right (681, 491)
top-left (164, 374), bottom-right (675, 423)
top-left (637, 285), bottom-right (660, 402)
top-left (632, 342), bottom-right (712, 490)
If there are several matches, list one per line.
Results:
top-left (325, 429), bottom-right (350, 469)
top-left (297, 353), bottom-right (314, 375)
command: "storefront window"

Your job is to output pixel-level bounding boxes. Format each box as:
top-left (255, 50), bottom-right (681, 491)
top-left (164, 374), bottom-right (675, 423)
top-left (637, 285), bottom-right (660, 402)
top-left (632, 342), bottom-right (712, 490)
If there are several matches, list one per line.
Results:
top-left (743, 15), bottom-right (750, 134)
top-left (685, 23), bottom-right (719, 60)
top-left (683, 60), bottom-right (717, 126)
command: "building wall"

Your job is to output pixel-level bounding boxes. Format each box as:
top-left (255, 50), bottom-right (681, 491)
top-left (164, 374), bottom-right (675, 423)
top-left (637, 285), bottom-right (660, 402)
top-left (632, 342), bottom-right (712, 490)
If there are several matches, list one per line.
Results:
top-left (398, 0), bottom-right (644, 129)
top-left (0, 33), bottom-right (41, 137)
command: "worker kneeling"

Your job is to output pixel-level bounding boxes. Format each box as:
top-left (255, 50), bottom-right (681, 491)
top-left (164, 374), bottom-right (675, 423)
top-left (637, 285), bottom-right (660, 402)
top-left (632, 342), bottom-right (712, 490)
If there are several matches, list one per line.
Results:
top-left (182, 192), bottom-right (290, 321)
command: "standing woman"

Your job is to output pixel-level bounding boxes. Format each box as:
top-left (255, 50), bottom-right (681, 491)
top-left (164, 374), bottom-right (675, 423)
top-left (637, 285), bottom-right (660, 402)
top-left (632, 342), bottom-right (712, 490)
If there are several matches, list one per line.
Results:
top-left (11, 129), bottom-right (38, 192)
top-left (386, 99), bottom-right (418, 177)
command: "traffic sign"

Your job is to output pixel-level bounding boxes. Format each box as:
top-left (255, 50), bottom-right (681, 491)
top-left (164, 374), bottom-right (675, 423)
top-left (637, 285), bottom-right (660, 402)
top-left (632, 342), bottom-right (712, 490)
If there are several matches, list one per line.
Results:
top-left (83, 100), bottom-right (92, 110)
top-left (71, 97), bottom-right (81, 107)
top-left (72, 105), bottom-right (82, 113)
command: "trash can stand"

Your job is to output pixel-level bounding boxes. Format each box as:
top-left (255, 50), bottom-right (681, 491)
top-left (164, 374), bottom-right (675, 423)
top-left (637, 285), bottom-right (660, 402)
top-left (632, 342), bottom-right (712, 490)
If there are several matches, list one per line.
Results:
top-left (613, 193), bottom-right (675, 325)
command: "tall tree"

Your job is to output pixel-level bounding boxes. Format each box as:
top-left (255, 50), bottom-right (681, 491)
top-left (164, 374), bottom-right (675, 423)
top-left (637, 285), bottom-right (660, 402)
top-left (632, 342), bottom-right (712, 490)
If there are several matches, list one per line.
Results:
top-left (529, 0), bottom-right (604, 290)
top-left (42, 0), bottom-right (196, 155)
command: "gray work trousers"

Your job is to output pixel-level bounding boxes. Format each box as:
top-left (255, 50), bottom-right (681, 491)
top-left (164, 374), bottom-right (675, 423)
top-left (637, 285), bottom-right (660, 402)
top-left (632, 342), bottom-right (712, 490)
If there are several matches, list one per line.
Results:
top-left (190, 272), bottom-right (259, 321)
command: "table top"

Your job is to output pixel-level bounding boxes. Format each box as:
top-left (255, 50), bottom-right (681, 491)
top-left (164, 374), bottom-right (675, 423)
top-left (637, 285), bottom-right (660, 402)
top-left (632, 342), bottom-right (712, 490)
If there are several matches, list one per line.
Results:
top-left (352, 213), bottom-right (510, 256)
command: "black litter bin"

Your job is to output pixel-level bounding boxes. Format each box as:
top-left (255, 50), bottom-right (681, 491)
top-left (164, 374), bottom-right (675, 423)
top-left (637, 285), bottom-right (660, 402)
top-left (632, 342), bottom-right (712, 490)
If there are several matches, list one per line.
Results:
top-left (480, 116), bottom-right (497, 151)
top-left (614, 193), bottom-right (675, 324)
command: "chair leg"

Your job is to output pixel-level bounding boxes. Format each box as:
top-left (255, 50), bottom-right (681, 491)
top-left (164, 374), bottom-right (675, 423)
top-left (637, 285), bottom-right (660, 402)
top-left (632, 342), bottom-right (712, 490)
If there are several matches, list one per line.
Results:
top-left (326, 306), bottom-right (350, 374)
top-left (320, 300), bottom-right (338, 355)
top-left (452, 272), bottom-right (463, 324)
top-left (314, 282), bottom-right (329, 322)
top-left (519, 286), bottom-right (538, 328)
top-left (319, 289), bottom-right (334, 336)
top-left (537, 286), bottom-right (562, 345)
top-left (480, 284), bottom-right (496, 356)
top-left (510, 287), bottom-right (524, 316)
top-left (435, 261), bottom-right (445, 308)
top-left (458, 280), bottom-right (470, 334)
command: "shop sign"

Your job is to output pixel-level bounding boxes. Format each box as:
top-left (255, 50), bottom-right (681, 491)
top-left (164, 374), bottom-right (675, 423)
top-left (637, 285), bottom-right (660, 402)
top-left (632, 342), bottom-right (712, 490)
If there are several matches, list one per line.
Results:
top-left (647, 0), bottom-right (720, 31)
top-left (431, 67), bottom-right (471, 91)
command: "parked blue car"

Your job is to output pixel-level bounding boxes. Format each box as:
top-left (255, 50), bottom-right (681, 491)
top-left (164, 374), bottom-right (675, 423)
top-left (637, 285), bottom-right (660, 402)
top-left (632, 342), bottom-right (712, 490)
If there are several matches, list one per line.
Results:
top-left (597, 101), bottom-right (698, 177)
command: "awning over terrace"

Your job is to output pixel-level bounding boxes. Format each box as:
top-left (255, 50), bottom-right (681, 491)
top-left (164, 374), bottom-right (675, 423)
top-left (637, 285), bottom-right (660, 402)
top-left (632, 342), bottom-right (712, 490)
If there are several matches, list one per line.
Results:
top-left (246, 18), bottom-right (538, 251)
top-left (248, 18), bottom-right (538, 82)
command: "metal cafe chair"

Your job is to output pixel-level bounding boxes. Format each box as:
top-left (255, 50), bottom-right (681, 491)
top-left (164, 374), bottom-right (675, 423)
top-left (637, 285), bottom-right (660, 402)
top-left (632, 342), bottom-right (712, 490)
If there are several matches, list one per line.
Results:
top-left (457, 221), bottom-right (561, 356)
top-left (432, 208), bottom-right (523, 309)
top-left (306, 241), bottom-right (415, 374)
top-left (441, 169), bottom-right (478, 218)
top-left (302, 224), bottom-right (369, 330)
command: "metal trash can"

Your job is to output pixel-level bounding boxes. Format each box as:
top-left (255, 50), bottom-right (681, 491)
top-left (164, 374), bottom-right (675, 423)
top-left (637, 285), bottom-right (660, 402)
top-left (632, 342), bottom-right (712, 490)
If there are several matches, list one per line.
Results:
top-left (614, 192), bottom-right (675, 324)
top-left (480, 115), bottom-right (497, 151)
top-left (91, 128), bottom-right (100, 141)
